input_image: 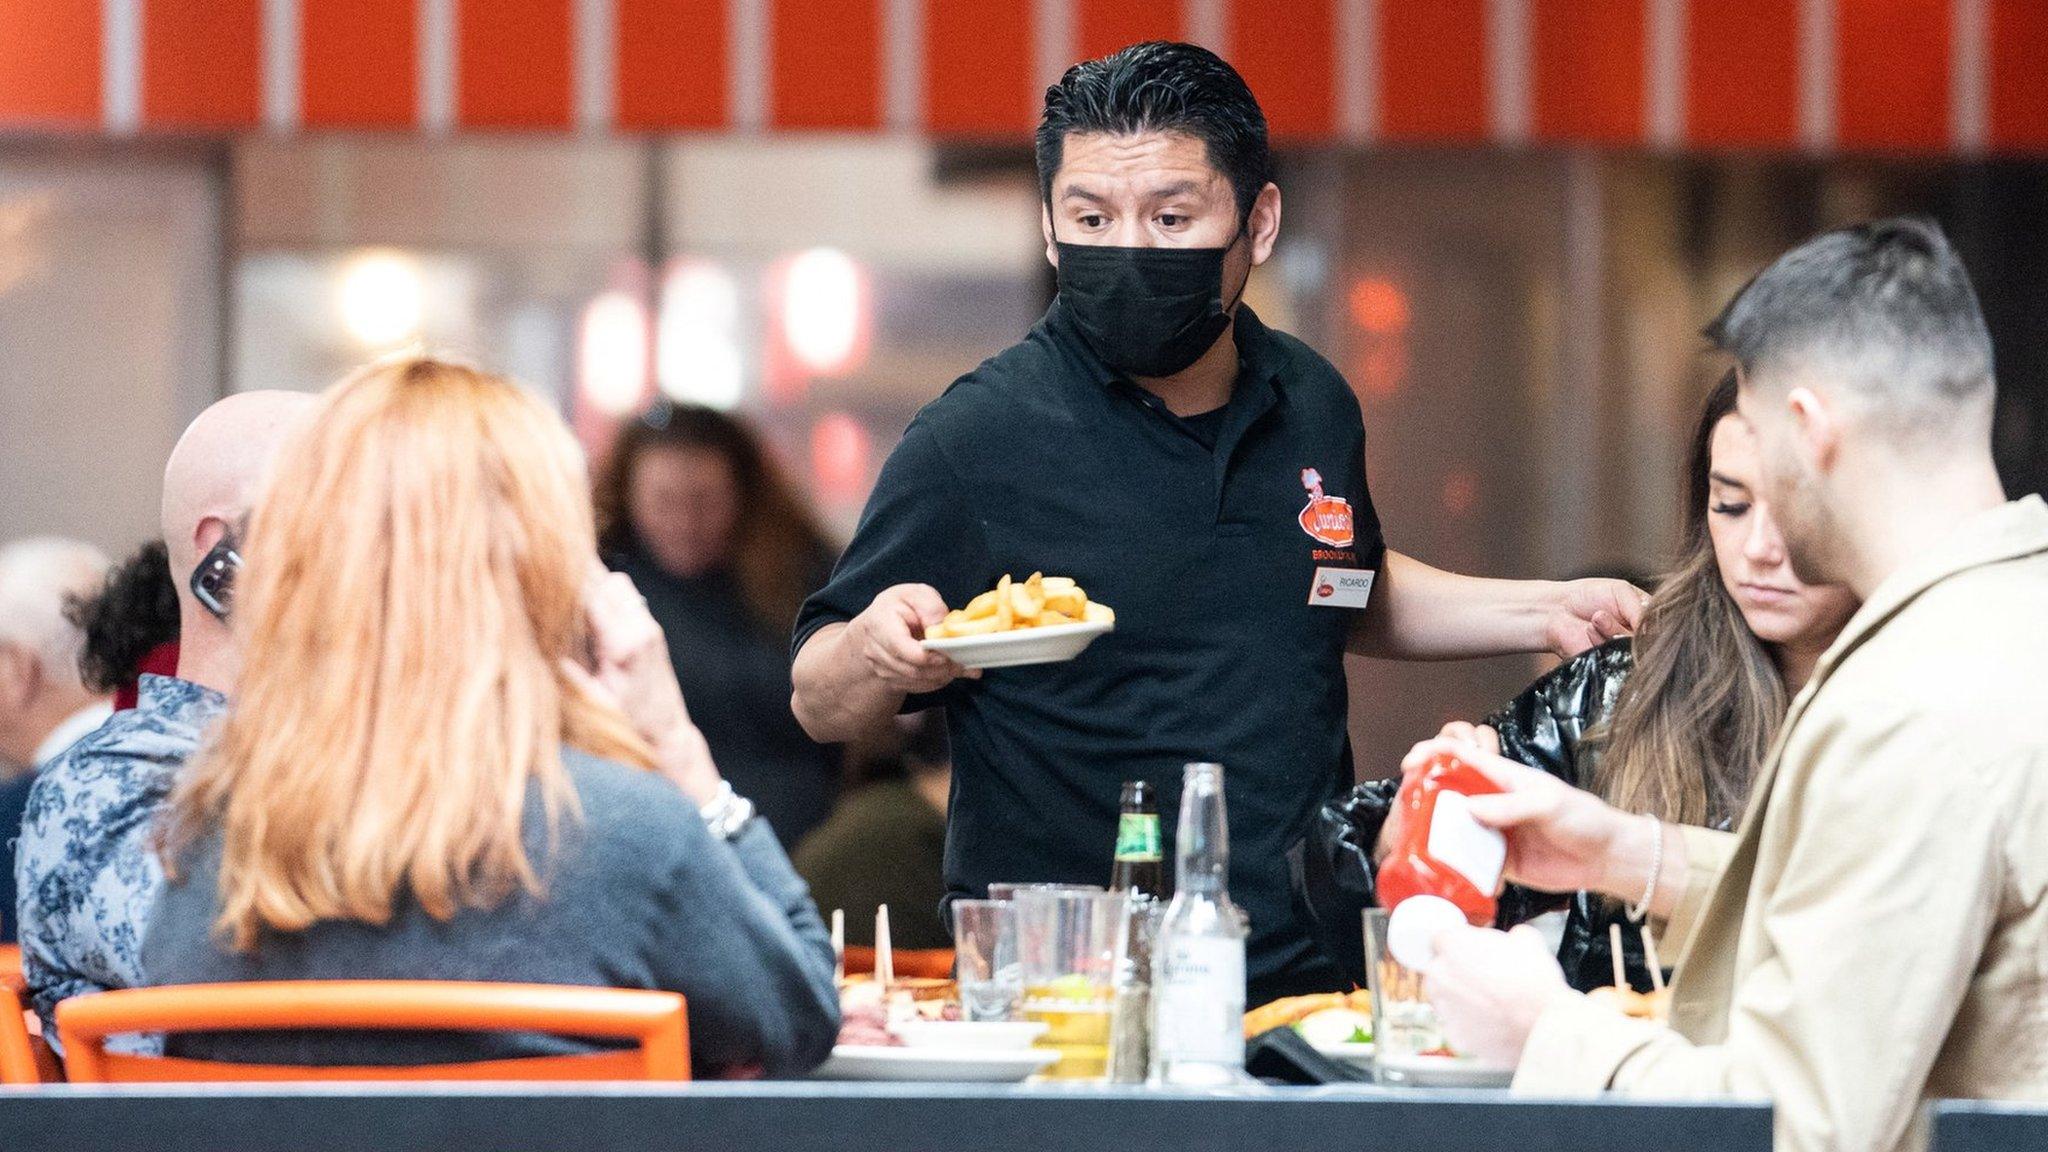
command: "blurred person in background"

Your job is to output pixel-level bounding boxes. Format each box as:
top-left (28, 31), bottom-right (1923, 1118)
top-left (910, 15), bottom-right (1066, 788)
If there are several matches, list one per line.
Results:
top-left (146, 359), bottom-right (837, 1078)
top-left (0, 537), bottom-right (111, 944)
top-left (67, 539), bottom-right (182, 711)
top-left (794, 710), bottom-right (951, 949)
top-left (16, 391), bottom-right (308, 1043)
top-left (1297, 371), bottom-right (1859, 993)
top-left (595, 400), bottom-right (842, 849)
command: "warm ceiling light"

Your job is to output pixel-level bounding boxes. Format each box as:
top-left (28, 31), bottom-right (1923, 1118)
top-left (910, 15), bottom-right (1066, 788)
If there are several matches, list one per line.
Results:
top-left (338, 251), bottom-right (424, 347)
top-left (782, 247), bottom-right (868, 375)
top-left (579, 291), bottom-right (650, 417)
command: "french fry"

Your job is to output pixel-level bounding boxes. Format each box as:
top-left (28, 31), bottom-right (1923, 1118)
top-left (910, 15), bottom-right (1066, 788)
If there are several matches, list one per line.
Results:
top-left (923, 573), bottom-right (1116, 639)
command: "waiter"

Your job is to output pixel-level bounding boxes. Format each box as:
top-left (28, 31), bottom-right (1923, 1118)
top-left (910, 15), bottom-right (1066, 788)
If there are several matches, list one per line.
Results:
top-left (792, 42), bottom-right (1642, 1002)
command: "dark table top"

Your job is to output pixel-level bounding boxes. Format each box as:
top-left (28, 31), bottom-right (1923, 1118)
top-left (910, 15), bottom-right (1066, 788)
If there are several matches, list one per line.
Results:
top-left (1931, 1099), bottom-right (2048, 1151)
top-left (0, 1081), bottom-right (1774, 1152)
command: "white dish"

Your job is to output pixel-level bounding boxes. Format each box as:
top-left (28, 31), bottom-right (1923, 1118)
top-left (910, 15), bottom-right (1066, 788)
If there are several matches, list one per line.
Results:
top-left (1375, 1052), bottom-right (1514, 1089)
top-left (889, 1020), bottom-right (1048, 1051)
top-left (811, 1044), bottom-right (1060, 1082)
top-left (1311, 1040), bottom-right (1376, 1069)
top-left (920, 620), bottom-right (1113, 670)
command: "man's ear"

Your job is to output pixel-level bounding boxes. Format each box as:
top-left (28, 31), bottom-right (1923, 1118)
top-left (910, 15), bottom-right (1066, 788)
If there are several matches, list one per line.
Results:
top-left (1248, 183), bottom-right (1282, 267)
top-left (1787, 386), bottom-right (1841, 476)
top-left (192, 514), bottom-right (228, 564)
top-left (1042, 203), bottom-right (1058, 269)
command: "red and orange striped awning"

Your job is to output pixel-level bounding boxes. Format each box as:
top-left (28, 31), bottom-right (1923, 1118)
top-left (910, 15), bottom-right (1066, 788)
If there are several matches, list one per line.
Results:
top-left (1, 1), bottom-right (2043, 155)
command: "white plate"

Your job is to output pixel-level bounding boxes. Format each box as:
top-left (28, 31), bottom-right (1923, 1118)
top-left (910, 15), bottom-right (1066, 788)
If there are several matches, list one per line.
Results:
top-left (920, 620), bottom-right (1114, 670)
top-left (1310, 1040), bottom-right (1376, 1069)
top-left (811, 1045), bottom-right (1060, 1082)
top-left (890, 1020), bottom-right (1049, 1051)
top-left (1375, 1052), bottom-right (1514, 1089)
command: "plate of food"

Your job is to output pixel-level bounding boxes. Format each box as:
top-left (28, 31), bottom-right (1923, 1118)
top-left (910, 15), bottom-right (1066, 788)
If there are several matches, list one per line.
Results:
top-left (1244, 991), bottom-right (1375, 1068)
top-left (812, 1045), bottom-right (1060, 1083)
top-left (1374, 1050), bottom-right (1515, 1089)
top-left (821, 977), bottom-right (1055, 1082)
top-left (921, 572), bottom-right (1115, 670)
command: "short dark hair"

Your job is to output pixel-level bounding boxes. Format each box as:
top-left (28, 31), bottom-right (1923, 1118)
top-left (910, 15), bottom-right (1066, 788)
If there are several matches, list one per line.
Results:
top-left (65, 539), bottom-right (179, 694)
top-left (1704, 216), bottom-right (1994, 416)
top-left (1036, 41), bottom-right (1271, 218)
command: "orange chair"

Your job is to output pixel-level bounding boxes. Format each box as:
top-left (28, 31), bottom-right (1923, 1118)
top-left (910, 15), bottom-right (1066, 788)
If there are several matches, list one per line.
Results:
top-left (2, 981), bottom-right (39, 1084)
top-left (842, 946), bottom-right (955, 980)
top-left (56, 981), bottom-right (690, 1083)
top-left (1, 947), bottom-right (62, 1084)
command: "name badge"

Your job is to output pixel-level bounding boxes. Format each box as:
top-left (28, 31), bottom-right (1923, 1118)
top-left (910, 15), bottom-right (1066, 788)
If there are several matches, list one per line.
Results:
top-left (1309, 567), bottom-right (1376, 609)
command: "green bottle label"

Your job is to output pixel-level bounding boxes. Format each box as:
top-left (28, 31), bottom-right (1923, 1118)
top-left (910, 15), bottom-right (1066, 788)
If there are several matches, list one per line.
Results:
top-left (1114, 813), bottom-right (1162, 861)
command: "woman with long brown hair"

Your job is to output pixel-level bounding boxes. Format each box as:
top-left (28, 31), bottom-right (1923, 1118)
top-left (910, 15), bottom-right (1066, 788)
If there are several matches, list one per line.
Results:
top-left (145, 358), bottom-right (838, 1075)
top-left (593, 401), bottom-right (841, 847)
top-left (1298, 370), bottom-right (1860, 992)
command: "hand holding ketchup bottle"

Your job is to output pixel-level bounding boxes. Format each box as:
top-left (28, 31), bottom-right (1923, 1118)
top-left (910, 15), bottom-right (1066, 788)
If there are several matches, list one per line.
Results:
top-left (1381, 750), bottom-right (1508, 971)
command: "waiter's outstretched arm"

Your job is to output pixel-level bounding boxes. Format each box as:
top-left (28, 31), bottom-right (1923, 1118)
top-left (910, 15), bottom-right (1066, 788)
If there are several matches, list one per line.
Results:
top-left (1348, 550), bottom-right (1648, 661)
top-left (792, 584), bottom-right (977, 744)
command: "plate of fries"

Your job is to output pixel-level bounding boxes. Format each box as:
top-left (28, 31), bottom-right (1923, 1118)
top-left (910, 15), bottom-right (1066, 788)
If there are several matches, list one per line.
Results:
top-left (920, 572), bottom-right (1115, 670)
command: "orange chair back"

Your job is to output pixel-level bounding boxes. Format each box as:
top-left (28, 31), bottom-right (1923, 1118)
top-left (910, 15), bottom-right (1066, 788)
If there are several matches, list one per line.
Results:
top-left (56, 981), bottom-right (690, 1083)
top-left (0, 945), bottom-right (65, 1084)
top-left (841, 946), bottom-right (954, 980)
top-left (1, 982), bottom-right (39, 1084)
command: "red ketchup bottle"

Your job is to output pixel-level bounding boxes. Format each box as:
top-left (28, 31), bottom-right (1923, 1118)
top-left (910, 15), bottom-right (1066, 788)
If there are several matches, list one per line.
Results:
top-left (1379, 751), bottom-right (1508, 971)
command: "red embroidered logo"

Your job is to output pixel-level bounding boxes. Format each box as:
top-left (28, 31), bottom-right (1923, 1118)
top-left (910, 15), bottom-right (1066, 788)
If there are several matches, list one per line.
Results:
top-left (1316, 583), bottom-right (1335, 599)
top-left (1298, 468), bottom-right (1355, 548)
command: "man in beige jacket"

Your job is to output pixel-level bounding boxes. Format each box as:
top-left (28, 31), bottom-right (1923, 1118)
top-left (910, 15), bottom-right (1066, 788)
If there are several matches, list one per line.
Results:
top-left (1409, 217), bottom-right (2048, 1152)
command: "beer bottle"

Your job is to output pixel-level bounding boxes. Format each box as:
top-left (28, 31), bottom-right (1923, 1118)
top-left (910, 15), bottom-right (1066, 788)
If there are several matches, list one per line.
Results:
top-left (1110, 780), bottom-right (1166, 899)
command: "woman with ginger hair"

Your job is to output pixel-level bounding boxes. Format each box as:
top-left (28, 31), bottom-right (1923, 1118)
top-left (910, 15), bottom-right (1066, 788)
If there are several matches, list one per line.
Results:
top-left (144, 357), bottom-right (838, 1077)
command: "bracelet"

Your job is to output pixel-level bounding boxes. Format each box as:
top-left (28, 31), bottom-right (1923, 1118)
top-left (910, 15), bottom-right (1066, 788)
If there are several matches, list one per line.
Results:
top-left (699, 781), bottom-right (756, 841)
top-left (1626, 814), bottom-right (1664, 922)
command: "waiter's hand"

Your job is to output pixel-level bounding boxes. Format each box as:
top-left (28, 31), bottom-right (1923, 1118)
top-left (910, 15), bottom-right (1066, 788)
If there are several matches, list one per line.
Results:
top-left (1545, 578), bottom-right (1650, 659)
top-left (849, 584), bottom-right (981, 695)
top-left (1401, 737), bottom-right (1637, 896)
top-left (1423, 923), bottom-right (1575, 1068)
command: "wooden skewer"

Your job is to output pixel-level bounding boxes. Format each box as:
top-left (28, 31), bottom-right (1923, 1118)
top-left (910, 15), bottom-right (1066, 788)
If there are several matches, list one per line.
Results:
top-left (1640, 923), bottom-right (1666, 994)
top-left (1609, 922), bottom-right (1628, 992)
top-left (876, 904), bottom-right (894, 988)
top-left (831, 909), bottom-right (845, 985)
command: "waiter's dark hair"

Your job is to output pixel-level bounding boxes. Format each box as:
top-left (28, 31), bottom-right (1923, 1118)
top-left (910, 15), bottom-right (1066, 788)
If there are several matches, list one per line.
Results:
top-left (1705, 216), bottom-right (1994, 434)
top-left (1036, 41), bottom-right (1271, 218)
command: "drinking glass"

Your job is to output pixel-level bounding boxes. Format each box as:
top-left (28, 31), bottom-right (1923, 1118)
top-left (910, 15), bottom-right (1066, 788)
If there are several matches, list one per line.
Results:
top-left (987, 881), bottom-right (1101, 902)
top-left (951, 899), bottom-right (1021, 1022)
top-left (1364, 908), bottom-right (1513, 1086)
top-left (1016, 889), bottom-right (1129, 1081)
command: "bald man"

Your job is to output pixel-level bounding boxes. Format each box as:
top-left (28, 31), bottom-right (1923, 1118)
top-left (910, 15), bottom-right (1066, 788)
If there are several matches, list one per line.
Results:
top-left (15, 390), bottom-right (311, 1048)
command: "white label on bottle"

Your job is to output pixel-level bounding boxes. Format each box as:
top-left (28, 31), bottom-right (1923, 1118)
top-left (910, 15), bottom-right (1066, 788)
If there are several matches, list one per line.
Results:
top-left (1153, 936), bottom-right (1246, 1065)
top-left (1427, 790), bottom-right (1506, 893)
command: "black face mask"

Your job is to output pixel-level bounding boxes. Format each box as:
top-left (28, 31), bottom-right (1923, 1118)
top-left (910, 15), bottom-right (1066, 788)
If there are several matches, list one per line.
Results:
top-left (1054, 225), bottom-right (1247, 379)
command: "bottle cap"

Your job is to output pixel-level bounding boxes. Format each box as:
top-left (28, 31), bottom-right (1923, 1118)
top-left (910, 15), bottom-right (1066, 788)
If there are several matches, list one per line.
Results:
top-left (1386, 895), bottom-right (1467, 971)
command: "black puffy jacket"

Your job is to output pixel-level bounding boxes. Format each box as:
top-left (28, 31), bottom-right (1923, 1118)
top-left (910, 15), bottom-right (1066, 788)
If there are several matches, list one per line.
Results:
top-left (1293, 639), bottom-right (1680, 993)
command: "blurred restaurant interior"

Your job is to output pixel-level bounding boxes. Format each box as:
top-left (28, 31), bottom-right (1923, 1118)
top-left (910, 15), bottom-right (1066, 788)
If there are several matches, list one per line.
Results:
top-left (2, 0), bottom-right (2045, 777)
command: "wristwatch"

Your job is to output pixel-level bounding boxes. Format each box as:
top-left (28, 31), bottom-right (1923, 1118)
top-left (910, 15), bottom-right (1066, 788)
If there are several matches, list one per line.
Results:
top-left (699, 781), bottom-right (756, 841)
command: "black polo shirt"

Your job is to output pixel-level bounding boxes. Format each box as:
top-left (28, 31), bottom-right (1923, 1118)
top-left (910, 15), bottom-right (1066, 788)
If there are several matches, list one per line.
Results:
top-left (794, 302), bottom-right (1385, 1002)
